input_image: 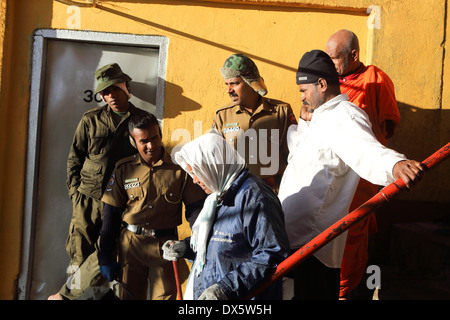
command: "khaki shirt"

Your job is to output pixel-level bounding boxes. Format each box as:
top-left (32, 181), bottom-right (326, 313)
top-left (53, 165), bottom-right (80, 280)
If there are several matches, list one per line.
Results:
top-left (212, 97), bottom-right (297, 189)
top-left (66, 104), bottom-right (141, 200)
top-left (101, 149), bottom-right (205, 230)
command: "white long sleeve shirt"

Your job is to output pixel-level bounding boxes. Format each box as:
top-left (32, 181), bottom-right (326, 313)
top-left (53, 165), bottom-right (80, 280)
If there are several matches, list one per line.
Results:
top-left (278, 94), bottom-right (406, 268)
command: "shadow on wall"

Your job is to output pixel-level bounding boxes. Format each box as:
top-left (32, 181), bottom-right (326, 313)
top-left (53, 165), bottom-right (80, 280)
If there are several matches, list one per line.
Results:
top-left (370, 102), bottom-right (450, 271)
top-left (162, 80), bottom-right (203, 119)
top-left (110, 0), bottom-right (369, 14)
top-left (95, 0), bottom-right (367, 74)
top-left (387, 102), bottom-right (450, 203)
top-left (130, 81), bottom-right (156, 106)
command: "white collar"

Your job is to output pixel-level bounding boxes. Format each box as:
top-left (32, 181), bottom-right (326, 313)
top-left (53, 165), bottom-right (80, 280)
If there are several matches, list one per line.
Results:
top-left (315, 93), bottom-right (349, 114)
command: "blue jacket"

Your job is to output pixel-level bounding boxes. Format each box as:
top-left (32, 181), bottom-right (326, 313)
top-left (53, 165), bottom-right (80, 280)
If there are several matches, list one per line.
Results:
top-left (184, 169), bottom-right (290, 300)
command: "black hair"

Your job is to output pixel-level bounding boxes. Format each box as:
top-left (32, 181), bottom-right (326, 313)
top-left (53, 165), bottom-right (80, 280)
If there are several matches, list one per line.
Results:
top-left (128, 109), bottom-right (162, 138)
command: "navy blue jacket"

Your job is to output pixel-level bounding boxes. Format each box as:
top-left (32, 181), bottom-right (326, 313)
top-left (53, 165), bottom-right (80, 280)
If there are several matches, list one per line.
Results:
top-left (184, 169), bottom-right (290, 300)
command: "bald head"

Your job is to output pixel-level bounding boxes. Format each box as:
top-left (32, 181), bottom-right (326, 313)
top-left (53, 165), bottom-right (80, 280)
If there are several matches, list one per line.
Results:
top-left (326, 29), bottom-right (361, 77)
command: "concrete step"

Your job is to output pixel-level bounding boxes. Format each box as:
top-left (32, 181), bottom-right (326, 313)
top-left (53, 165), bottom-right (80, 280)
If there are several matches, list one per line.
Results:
top-left (377, 220), bottom-right (450, 299)
top-left (376, 264), bottom-right (450, 299)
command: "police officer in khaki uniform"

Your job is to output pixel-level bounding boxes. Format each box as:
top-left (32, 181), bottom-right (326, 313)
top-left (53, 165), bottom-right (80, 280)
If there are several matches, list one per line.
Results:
top-left (49, 63), bottom-right (142, 300)
top-left (98, 110), bottom-right (205, 300)
top-left (212, 54), bottom-right (297, 191)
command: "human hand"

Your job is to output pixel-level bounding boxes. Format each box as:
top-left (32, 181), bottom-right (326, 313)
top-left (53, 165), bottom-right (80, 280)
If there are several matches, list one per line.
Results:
top-left (198, 283), bottom-right (228, 300)
top-left (392, 160), bottom-right (427, 189)
top-left (300, 104), bottom-right (313, 121)
top-left (162, 240), bottom-right (187, 261)
top-left (99, 262), bottom-right (121, 282)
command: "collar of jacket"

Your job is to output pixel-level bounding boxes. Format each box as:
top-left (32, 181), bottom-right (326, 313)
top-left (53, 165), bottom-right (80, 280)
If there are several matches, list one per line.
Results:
top-left (133, 146), bottom-right (174, 167)
top-left (315, 93), bottom-right (350, 114)
top-left (220, 168), bottom-right (250, 206)
top-left (339, 63), bottom-right (367, 83)
top-left (234, 96), bottom-right (275, 115)
top-left (105, 102), bottom-right (138, 115)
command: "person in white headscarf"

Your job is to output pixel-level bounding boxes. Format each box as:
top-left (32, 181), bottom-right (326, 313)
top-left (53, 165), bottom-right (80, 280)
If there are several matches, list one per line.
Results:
top-left (162, 133), bottom-right (290, 300)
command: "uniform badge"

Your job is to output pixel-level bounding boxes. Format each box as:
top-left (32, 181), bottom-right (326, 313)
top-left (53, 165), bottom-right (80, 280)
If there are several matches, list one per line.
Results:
top-left (223, 126), bottom-right (240, 134)
top-left (223, 122), bottom-right (240, 134)
top-left (124, 180), bottom-right (140, 190)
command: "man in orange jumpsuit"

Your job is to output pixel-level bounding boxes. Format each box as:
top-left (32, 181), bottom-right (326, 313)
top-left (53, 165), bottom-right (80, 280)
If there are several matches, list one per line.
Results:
top-left (326, 29), bottom-right (400, 299)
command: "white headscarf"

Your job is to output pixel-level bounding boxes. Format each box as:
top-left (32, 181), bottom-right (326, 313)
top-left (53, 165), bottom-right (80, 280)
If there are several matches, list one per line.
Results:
top-left (174, 133), bottom-right (246, 276)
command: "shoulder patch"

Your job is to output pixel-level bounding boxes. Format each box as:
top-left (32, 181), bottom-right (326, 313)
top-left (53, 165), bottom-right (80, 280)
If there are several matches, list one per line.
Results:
top-left (108, 173), bottom-right (115, 186)
top-left (288, 112), bottom-right (297, 125)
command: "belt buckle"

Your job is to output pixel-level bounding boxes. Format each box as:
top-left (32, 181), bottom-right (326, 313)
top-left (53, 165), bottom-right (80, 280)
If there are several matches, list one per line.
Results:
top-left (142, 228), bottom-right (155, 238)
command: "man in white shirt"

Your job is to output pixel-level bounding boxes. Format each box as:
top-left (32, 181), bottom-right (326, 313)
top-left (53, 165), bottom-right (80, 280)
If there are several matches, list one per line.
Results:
top-left (278, 50), bottom-right (425, 299)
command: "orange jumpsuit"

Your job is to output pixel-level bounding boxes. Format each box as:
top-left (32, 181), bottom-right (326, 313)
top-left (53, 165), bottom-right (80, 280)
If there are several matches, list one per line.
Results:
top-left (339, 64), bottom-right (400, 298)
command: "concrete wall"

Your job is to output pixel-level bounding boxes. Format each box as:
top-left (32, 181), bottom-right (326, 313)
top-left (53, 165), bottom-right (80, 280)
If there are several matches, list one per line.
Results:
top-left (0, 0), bottom-right (448, 299)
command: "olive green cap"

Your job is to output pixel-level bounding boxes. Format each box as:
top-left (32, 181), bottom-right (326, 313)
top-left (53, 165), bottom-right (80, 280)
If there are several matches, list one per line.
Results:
top-left (94, 63), bottom-right (132, 94)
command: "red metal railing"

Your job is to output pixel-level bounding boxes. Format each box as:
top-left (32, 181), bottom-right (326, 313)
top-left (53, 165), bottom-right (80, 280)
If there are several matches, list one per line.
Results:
top-left (247, 141), bottom-right (450, 299)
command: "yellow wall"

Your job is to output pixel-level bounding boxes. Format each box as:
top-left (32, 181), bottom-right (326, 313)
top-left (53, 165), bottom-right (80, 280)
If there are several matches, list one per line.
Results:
top-left (0, 0), bottom-right (449, 299)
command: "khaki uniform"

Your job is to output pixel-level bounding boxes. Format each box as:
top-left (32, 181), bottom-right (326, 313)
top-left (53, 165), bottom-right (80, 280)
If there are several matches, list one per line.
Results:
top-left (61, 103), bottom-right (141, 299)
top-left (101, 149), bottom-right (205, 300)
top-left (212, 97), bottom-right (297, 191)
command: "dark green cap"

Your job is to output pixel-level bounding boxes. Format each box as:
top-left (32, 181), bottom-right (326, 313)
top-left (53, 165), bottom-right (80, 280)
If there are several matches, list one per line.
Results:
top-left (94, 63), bottom-right (132, 94)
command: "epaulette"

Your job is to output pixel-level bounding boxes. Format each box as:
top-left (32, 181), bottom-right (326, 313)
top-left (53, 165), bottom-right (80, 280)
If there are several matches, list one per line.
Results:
top-left (115, 153), bottom-right (139, 168)
top-left (82, 105), bottom-right (107, 117)
top-left (215, 102), bottom-right (236, 114)
top-left (265, 98), bottom-right (289, 107)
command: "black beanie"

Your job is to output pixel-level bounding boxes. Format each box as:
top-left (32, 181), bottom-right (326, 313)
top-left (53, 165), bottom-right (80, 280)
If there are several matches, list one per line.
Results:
top-left (296, 50), bottom-right (339, 85)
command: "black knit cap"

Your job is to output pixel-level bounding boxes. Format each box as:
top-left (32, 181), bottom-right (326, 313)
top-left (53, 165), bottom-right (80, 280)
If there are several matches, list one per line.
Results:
top-left (296, 50), bottom-right (339, 85)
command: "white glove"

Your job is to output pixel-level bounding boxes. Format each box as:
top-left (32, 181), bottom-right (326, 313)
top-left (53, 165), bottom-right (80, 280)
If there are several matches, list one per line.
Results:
top-left (198, 284), bottom-right (228, 300)
top-left (162, 240), bottom-right (187, 261)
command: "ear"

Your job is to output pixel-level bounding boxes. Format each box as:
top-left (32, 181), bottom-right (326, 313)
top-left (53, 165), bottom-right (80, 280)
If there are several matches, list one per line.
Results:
top-left (351, 49), bottom-right (359, 62)
top-left (129, 135), bottom-right (137, 149)
top-left (317, 78), bottom-right (328, 92)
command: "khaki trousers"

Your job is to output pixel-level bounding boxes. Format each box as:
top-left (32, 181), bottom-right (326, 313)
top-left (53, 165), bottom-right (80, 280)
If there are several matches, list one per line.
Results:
top-left (118, 229), bottom-right (177, 300)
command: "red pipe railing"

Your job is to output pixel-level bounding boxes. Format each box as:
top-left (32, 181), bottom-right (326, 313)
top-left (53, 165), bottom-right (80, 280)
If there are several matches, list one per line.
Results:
top-left (173, 260), bottom-right (183, 300)
top-left (247, 141), bottom-right (450, 299)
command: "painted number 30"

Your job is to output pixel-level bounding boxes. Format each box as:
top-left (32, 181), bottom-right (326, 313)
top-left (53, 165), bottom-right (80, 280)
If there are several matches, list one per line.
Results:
top-left (83, 90), bottom-right (103, 103)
